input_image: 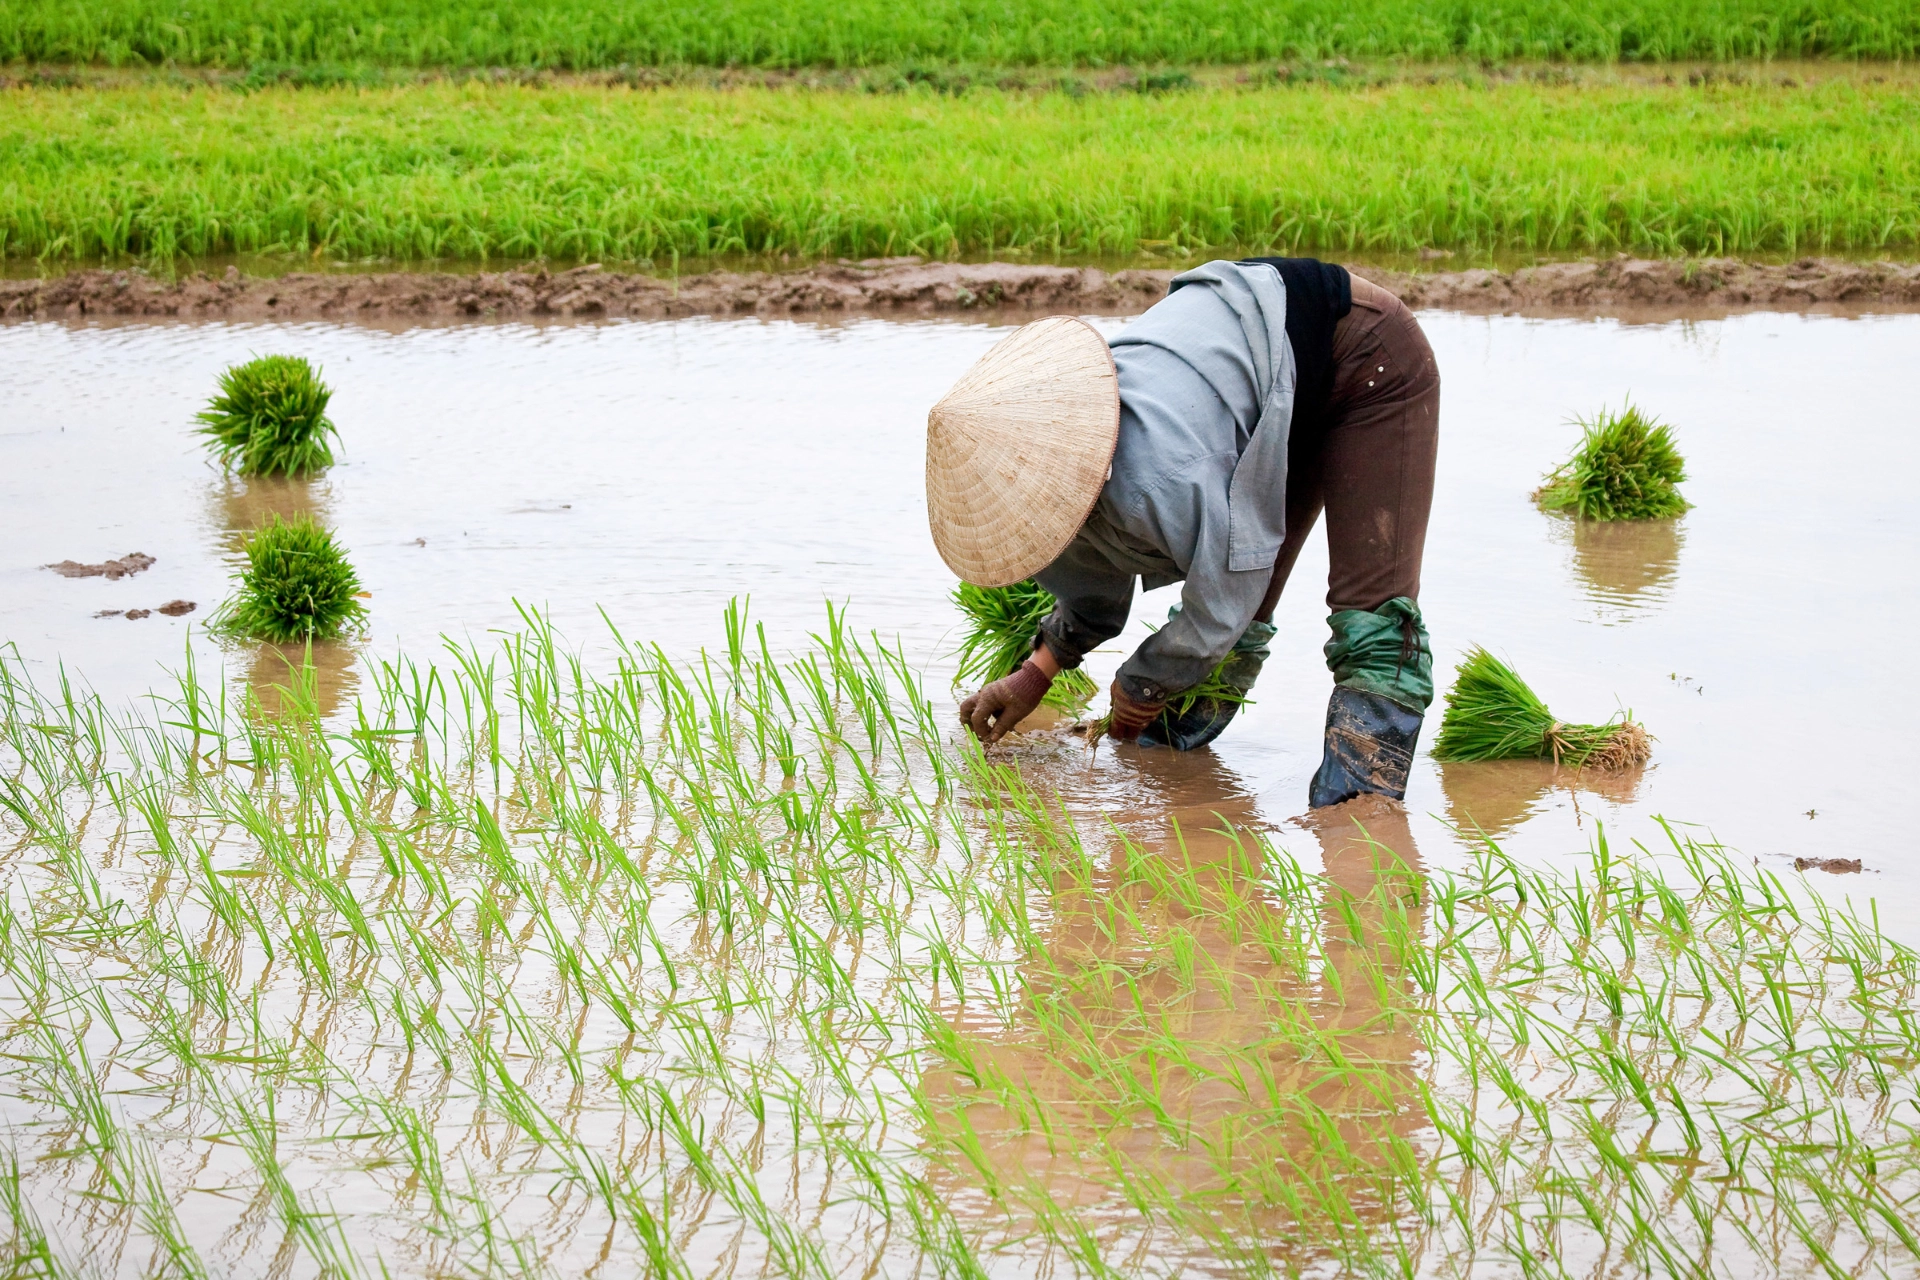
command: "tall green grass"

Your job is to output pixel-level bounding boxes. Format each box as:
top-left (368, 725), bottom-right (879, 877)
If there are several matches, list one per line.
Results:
top-left (3, 78), bottom-right (1918, 262)
top-left (4, 0), bottom-right (1917, 68)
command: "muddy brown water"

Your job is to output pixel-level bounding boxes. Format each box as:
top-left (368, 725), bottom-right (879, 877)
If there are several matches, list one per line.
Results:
top-left (3, 308), bottom-right (1917, 937)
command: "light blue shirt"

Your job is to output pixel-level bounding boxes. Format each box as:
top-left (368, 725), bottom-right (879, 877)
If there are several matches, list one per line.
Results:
top-left (1035, 260), bottom-right (1297, 702)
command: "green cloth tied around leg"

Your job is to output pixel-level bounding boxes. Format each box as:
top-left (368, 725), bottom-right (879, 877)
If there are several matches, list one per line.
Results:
top-left (1324, 597), bottom-right (1433, 714)
top-left (1138, 612), bottom-right (1277, 750)
top-left (1310, 598), bottom-right (1432, 806)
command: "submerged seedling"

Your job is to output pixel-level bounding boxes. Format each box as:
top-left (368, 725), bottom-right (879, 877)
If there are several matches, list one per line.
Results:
top-left (1431, 646), bottom-right (1650, 769)
top-left (951, 580), bottom-right (1096, 710)
top-left (195, 354), bottom-right (339, 477)
top-left (1535, 402), bottom-right (1688, 521)
top-left (208, 514), bottom-right (369, 644)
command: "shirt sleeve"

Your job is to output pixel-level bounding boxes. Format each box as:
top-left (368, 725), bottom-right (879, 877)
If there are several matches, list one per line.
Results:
top-left (1032, 536), bottom-right (1135, 670)
top-left (1113, 453), bottom-right (1272, 703)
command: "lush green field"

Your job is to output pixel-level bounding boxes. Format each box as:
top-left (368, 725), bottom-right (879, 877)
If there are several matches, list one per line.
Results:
top-left (4, 0), bottom-right (1917, 69)
top-left (2, 76), bottom-right (1915, 262)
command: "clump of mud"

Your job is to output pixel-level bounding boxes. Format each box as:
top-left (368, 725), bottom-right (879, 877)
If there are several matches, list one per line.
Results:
top-left (46, 552), bottom-right (155, 579)
top-left (1795, 856), bottom-right (1865, 875)
top-left (7, 256), bottom-right (1919, 324)
top-left (95, 600), bottom-right (195, 620)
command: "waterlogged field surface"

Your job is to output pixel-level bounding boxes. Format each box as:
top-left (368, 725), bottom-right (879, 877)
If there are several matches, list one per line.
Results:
top-left (1, 309), bottom-right (1918, 1276)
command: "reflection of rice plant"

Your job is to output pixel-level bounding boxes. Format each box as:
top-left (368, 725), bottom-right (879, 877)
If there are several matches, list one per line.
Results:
top-left (208, 515), bottom-right (368, 643)
top-left (195, 355), bottom-right (339, 477)
top-left (952, 580), bottom-right (1097, 710)
top-left (1535, 403), bottom-right (1687, 521)
top-left (0, 604), bottom-right (1914, 1280)
top-left (1431, 646), bottom-right (1649, 770)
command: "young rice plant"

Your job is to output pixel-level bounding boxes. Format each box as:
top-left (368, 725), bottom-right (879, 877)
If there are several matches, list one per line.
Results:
top-left (0, 604), bottom-right (1914, 1277)
top-left (1535, 402), bottom-right (1689, 521)
top-left (195, 354), bottom-right (339, 477)
top-left (952, 579), bottom-right (1097, 710)
top-left (208, 514), bottom-right (369, 643)
top-left (1431, 645), bottom-right (1651, 769)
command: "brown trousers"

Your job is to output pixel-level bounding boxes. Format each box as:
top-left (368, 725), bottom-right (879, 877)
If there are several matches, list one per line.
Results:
top-left (1256, 276), bottom-right (1440, 621)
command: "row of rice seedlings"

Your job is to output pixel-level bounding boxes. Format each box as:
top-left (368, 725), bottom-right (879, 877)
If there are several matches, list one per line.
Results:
top-left (11, 79), bottom-right (1918, 264)
top-left (1432, 645), bottom-right (1651, 769)
top-left (0, 608), bottom-right (1914, 1277)
top-left (950, 579), bottom-right (1097, 710)
top-left (14, 0), bottom-right (1919, 70)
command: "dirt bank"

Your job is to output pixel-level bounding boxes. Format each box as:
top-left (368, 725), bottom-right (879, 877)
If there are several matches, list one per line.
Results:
top-left (6, 256), bottom-right (1919, 323)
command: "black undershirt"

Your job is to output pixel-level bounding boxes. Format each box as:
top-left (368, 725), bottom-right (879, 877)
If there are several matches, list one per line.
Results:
top-left (1237, 256), bottom-right (1352, 443)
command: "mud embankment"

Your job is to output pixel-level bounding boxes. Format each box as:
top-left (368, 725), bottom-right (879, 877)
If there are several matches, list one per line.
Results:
top-left (7, 255), bottom-right (1919, 322)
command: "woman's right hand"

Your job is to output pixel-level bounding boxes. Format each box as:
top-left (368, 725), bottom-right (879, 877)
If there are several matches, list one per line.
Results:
top-left (1106, 681), bottom-right (1166, 742)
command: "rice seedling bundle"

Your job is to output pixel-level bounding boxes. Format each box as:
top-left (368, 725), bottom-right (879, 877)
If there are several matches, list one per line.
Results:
top-left (1535, 403), bottom-right (1688, 521)
top-left (1431, 645), bottom-right (1650, 769)
top-left (195, 354), bottom-right (339, 477)
top-left (952, 579), bottom-right (1096, 710)
top-left (207, 513), bottom-right (369, 643)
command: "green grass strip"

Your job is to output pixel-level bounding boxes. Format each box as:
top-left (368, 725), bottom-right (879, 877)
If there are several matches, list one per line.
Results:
top-left (3, 77), bottom-right (1919, 262)
top-left (5, 0), bottom-right (1919, 68)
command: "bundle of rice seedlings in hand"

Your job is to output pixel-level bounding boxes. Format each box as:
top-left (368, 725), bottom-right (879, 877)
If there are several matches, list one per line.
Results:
top-left (1535, 402), bottom-right (1688, 521)
top-left (1431, 646), bottom-right (1649, 770)
top-left (208, 514), bottom-right (369, 644)
top-left (1077, 651), bottom-right (1251, 741)
top-left (195, 354), bottom-right (339, 477)
top-left (952, 580), bottom-right (1097, 711)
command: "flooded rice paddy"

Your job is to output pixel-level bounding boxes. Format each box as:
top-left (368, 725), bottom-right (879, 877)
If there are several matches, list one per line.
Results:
top-left (1, 308), bottom-right (1918, 1277)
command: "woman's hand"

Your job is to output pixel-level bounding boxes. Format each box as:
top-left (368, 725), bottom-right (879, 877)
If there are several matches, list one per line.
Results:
top-left (1106, 681), bottom-right (1166, 742)
top-left (960, 659), bottom-right (1054, 745)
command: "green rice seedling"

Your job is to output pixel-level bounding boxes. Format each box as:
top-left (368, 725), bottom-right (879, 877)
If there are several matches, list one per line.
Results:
top-left (195, 354), bottom-right (339, 477)
top-left (9, 0), bottom-right (1920, 69)
top-left (1535, 403), bottom-right (1688, 521)
top-left (1166, 657), bottom-right (1252, 716)
top-left (206, 515), bottom-right (369, 644)
top-left (951, 580), bottom-right (1096, 711)
top-left (1076, 652), bottom-right (1248, 742)
top-left (4, 603), bottom-right (1920, 1278)
top-left (1431, 646), bottom-right (1650, 770)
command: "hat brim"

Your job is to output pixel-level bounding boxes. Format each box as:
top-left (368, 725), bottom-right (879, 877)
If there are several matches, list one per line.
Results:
top-left (925, 316), bottom-right (1120, 587)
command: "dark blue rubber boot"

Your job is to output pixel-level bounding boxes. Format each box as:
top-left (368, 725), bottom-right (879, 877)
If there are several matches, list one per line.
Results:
top-left (1138, 698), bottom-right (1241, 750)
top-left (1308, 685), bottom-right (1424, 808)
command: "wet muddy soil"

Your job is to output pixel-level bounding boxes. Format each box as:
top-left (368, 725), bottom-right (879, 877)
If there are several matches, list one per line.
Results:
top-left (44, 551), bottom-right (155, 579)
top-left (3, 308), bottom-right (1916, 935)
top-left (6, 255), bottom-right (1920, 324)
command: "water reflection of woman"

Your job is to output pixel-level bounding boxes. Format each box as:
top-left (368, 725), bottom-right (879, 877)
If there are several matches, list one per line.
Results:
top-left (919, 752), bottom-right (1432, 1267)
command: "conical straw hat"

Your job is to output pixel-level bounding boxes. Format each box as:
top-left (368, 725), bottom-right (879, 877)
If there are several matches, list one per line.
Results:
top-left (926, 316), bottom-right (1119, 587)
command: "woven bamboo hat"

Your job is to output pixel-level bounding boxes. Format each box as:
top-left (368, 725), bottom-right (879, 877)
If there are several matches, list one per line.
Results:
top-left (925, 316), bottom-right (1120, 587)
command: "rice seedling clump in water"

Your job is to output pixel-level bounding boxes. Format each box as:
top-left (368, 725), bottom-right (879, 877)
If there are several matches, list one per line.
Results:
top-left (1535, 402), bottom-right (1688, 520)
top-left (208, 514), bottom-right (369, 643)
top-left (195, 354), bottom-right (339, 477)
top-left (1432, 645), bottom-right (1649, 769)
top-left (952, 580), bottom-right (1097, 710)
